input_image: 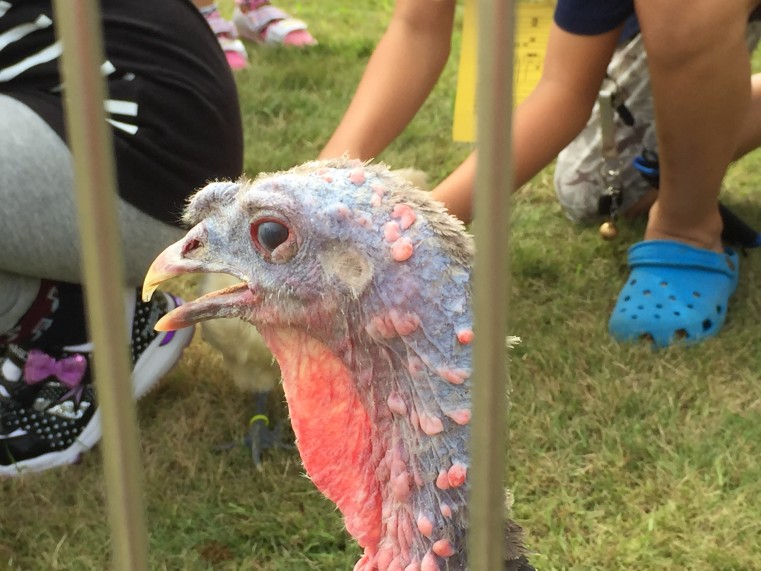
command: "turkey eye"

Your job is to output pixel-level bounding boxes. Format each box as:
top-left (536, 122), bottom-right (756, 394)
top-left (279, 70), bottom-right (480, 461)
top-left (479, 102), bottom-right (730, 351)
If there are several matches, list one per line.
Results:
top-left (251, 219), bottom-right (290, 253)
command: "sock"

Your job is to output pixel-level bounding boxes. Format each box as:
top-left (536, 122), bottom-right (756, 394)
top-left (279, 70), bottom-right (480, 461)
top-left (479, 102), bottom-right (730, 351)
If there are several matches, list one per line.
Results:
top-left (0, 280), bottom-right (89, 351)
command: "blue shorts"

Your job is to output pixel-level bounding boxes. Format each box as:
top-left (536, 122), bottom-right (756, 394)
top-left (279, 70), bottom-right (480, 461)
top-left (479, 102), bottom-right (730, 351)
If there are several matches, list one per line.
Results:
top-left (554, 0), bottom-right (635, 35)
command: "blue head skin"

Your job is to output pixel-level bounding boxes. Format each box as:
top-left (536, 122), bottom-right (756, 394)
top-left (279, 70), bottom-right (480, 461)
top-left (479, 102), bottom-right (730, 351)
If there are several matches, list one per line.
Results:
top-left (143, 158), bottom-right (527, 570)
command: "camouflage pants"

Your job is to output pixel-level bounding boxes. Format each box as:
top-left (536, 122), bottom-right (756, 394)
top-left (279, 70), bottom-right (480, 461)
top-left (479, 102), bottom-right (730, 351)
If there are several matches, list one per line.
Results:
top-left (554, 22), bottom-right (761, 223)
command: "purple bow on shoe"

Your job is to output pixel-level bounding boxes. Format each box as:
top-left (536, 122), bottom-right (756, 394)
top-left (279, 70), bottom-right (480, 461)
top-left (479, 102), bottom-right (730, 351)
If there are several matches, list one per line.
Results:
top-left (24, 349), bottom-right (88, 388)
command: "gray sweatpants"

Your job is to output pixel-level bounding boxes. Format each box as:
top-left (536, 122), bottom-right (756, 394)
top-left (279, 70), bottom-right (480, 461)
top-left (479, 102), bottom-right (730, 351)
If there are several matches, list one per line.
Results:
top-left (0, 94), bottom-right (184, 333)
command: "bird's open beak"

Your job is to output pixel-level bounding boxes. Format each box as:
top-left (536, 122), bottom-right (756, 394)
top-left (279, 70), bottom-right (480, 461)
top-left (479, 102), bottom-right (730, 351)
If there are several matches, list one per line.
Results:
top-left (143, 238), bottom-right (202, 302)
top-left (143, 237), bottom-right (255, 331)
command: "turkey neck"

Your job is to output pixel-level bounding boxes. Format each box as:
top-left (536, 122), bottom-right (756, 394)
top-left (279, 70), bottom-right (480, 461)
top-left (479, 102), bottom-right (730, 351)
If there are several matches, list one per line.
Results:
top-left (259, 276), bottom-right (474, 570)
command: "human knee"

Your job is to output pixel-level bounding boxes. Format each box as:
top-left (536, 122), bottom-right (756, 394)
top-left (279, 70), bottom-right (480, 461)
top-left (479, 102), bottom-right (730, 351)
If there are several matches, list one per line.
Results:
top-left (636, 0), bottom-right (751, 69)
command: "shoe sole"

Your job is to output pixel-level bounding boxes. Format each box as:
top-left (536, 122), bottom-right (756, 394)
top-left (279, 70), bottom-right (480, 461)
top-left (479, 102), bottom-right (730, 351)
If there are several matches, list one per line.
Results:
top-left (0, 294), bottom-right (195, 476)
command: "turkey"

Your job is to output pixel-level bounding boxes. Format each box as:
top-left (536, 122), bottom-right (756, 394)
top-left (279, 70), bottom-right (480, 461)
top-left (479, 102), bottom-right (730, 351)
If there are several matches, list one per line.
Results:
top-left (143, 158), bottom-right (533, 570)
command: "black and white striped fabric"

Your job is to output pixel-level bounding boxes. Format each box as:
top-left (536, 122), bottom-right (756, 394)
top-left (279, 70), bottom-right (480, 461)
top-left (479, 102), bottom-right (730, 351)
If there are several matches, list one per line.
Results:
top-left (0, 0), bottom-right (243, 225)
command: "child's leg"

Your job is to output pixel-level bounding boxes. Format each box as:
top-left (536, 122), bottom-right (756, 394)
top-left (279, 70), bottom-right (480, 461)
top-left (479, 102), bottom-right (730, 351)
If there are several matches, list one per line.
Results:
top-left (636, 0), bottom-right (756, 252)
top-left (555, 18), bottom-right (761, 225)
top-left (607, 1), bottom-right (759, 347)
top-left (0, 94), bottom-right (183, 290)
top-left (0, 96), bottom-right (193, 475)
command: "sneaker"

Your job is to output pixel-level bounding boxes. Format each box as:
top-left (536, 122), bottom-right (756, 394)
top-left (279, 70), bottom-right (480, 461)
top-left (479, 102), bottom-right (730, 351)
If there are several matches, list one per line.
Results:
top-left (202, 6), bottom-right (249, 70)
top-left (0, 291), bottom-right (194, 476)
top-left (0, 345), bottom-right (34, 405)
top-left (0, 345), bottom-right (53, 419)
top-left (233, 1), bottom-right (317, 47)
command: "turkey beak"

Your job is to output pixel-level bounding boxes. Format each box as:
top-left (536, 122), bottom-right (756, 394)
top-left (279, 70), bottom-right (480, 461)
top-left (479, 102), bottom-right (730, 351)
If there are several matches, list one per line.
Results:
top-left (142, 236), bottom-right (205, 305)
top-left (143, 229), bottom-right (256, 332)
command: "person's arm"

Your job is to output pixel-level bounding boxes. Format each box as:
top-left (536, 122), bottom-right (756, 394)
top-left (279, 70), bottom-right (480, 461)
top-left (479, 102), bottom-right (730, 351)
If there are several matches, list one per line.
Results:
top-left (319, 0), bottom-right (456, 160)
top-left (431, 23), bottom-right (622, 223)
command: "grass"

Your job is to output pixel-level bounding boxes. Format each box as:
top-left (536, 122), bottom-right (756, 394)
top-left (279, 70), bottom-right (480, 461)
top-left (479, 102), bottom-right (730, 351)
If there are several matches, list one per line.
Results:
top-left (3, 1), bottom-right (761, 569)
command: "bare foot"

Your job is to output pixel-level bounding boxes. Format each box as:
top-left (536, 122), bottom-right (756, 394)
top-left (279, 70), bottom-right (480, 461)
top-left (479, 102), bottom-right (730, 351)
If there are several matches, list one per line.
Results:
top-left (645, 200), bottom-right (724, 254)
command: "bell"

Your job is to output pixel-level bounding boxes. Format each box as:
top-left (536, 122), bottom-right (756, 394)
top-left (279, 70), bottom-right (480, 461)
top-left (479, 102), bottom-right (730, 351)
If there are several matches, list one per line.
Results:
top-left (599, 220), bottom-right (618, 240)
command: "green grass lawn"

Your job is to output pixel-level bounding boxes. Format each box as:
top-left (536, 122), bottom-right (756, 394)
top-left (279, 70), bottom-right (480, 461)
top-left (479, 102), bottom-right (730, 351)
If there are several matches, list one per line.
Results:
top-left (3, 2), bottom-right (761, 569)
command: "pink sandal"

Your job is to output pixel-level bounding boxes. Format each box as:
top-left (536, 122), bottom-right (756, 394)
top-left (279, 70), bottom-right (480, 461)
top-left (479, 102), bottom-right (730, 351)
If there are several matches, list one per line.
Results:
top-left (233, 0), bottom-right (317, 47)
top-left (202, 6), bottom-right (249, 70)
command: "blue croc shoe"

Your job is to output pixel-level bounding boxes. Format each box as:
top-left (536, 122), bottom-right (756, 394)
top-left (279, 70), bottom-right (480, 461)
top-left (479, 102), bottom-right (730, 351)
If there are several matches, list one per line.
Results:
top-left (609, 240), bottom-right (739, 348)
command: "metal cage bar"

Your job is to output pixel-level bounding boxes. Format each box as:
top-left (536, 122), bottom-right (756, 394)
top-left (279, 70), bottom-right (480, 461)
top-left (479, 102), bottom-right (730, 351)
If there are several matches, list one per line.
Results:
top-left (470, 0), bottom-right (515, 568)
top-left (51, 1), bottom-right (149, 570)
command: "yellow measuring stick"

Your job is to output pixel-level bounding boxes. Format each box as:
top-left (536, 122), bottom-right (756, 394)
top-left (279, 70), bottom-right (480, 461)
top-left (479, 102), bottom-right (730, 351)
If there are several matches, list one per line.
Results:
top-left (453, 0), bottom-right (554, 142)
